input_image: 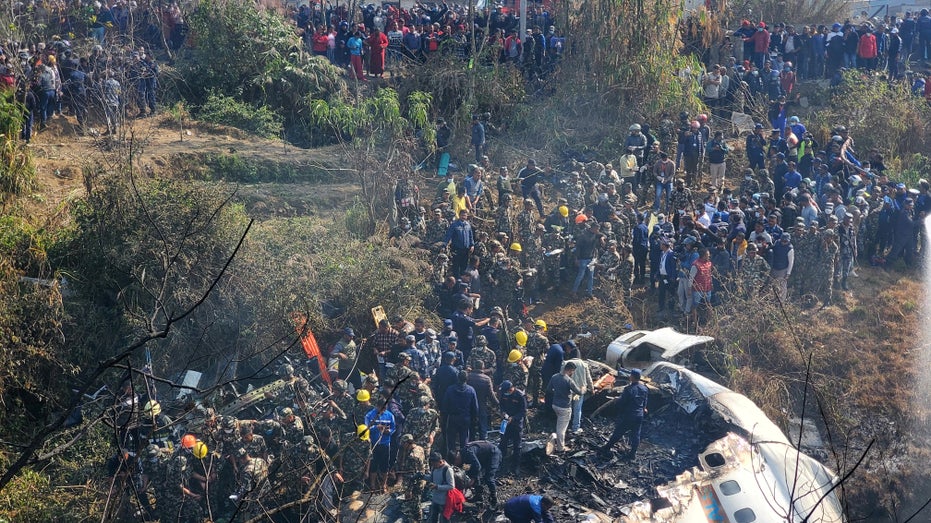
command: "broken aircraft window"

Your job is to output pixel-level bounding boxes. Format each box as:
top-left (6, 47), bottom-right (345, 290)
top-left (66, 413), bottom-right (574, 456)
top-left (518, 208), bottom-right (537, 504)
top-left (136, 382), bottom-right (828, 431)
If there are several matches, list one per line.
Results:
top-left (705, 452), bottom-right (726, 468)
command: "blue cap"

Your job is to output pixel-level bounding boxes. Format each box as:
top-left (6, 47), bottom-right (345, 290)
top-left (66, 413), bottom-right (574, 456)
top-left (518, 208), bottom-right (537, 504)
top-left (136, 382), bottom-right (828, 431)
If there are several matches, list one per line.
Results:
top-left (443, 319), bottom-right (453, 326)
top-left (343, 327), bottom-right (355, 337)
top-left (896, 182), bottom-right (906, 189)
top-left (499, 380), bottom-right (513, 391)
top-left (443, 351), bottom-right (456, 361)
top-left (564, 340), bottom-right (577, 348)
top-left (832, 23), bottom-right (841, 30)
top-left (630, 368), bottom-right (642, 378)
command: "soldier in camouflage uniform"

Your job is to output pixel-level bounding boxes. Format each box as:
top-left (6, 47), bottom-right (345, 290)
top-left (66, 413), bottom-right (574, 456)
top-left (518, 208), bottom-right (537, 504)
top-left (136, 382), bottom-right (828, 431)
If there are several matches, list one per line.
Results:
top-left (516, 199), bottom-right (536, 245)
top-left (342, 426), bottom-right (373, 491)
top-left (276, 364), bottom-right (317, 412)
top-left (738, 168), bottom-right (760, 198)
top-left (524, 322), bottom-right (549, 407)
top-left (157, 445), bottom-right (204, 523)
top-left (600, 221), bottom-right (618, 245)
top-left (617, 244), bottom-right (635, 303)
top-left (431, 253), bottom-right (449, 286)
top-left (739, 243), bottom-right (770, 298)
top-left (398, 434), bottom-right (428, 520)
top-left (670, 179), bottom-right (694, 226)
top-left (387, 352), bottom-right (419, 390)
top-left (496, 194), bottom-right (514, 238)
top-left (140, 444), bottom-right (168, 520)
top-left (230, 448), bottom-right (269, 518)
top-left (595, 239), bottom-right (621, 287)
top-left (503, 349), bottom-right (529, 391)
top-left (425, 208), bottom-right (450, 248)
top-left (789, 220), bottom-right (813, 294)
top-left (541, 227), bottom-right (565, 290)
top-left (406, 395), bottom-right (440, 456)
top-left (522, 225), bottom-right (546, 304)
top-left (236, 424), bottom-right (268, 462)
top-left (815, 229), bottom-right (838, 305)
top-left (565, 172), bottom-right (586, 212)
top-left (757, 169), bottom-right (775, 196)
top-left (468, 335), bottom-right (497, 377)
top-left (658, 112), bottom-right (676, 153)
top-left (489, 255), bottom-right (522, 314)
top-left (330, 380), bottom-right (358, 436)
top-left (620, 201), bottom-right (639, 243)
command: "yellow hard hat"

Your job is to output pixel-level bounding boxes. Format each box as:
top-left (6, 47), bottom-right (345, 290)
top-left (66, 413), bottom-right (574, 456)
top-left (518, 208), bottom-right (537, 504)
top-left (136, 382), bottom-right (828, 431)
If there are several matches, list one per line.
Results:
top-left (509, 242), bottom-right (522, 252)
top-left (558, 205), bottom-right (569, 217)
top-left (192, 440), bottom-right (208, 459)
top-left (534, 319), bottom-right (548, 331)
top-left (515, 331), bottom-right (528, 346)
top-left (356, 389), bottom-right (371, 402)
top-left (357, 424), bottom-right (370, 442)
top-left (508, 349), bottom-right (523, 363)
top-left (143, 400), bottom-right (161, 416)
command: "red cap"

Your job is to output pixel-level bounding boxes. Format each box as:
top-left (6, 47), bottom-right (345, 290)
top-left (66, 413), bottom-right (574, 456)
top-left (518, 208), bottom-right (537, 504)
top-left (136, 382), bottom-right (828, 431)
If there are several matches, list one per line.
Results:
top-left (758, 21), bottom-right (766, 27)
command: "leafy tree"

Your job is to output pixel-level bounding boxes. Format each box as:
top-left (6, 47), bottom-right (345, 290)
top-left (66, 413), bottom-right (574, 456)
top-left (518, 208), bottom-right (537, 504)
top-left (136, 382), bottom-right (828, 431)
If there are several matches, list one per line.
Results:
top-left (310, 88), bottom-right (434, 234)
top-left (180, 0), bottom-right (346, 145)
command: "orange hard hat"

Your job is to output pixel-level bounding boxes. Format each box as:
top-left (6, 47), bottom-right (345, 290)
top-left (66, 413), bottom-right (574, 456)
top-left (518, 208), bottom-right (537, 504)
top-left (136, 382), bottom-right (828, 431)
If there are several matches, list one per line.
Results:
top-left (181, 434), bottom-right (197, 449)
top-left (574, 214), bottom-right (588, 224)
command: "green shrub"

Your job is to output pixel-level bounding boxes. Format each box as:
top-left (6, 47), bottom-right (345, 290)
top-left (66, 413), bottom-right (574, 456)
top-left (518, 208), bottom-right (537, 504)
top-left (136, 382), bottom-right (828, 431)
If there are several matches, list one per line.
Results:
top-left (0, 92), bottom-right (35, 205)
top-left (198, 92), bottom-right (283, 139)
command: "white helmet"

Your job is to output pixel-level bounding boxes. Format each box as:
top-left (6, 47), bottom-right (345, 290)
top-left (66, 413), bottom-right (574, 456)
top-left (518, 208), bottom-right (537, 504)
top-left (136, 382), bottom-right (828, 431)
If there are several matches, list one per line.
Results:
top-left (629, 124), bottom-right (641, 132)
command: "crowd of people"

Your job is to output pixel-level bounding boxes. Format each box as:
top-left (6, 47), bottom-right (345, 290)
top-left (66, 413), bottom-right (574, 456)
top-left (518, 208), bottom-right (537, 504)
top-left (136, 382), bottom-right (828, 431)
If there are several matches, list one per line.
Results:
top-left (126, 112), bottom-right (929, 521)
top-left (17, 2), bottom-right (929, 522)
top-left (290, 2), bottom-right (565, 80)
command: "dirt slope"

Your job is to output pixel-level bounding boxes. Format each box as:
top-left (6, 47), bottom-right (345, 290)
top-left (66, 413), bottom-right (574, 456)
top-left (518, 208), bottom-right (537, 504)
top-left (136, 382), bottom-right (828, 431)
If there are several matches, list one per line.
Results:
top-left (25, 113), bottom-right (352, 210)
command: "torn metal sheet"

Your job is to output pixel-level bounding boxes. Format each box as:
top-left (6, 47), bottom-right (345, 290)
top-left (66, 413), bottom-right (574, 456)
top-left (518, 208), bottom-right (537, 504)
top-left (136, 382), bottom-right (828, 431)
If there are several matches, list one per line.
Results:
top-left (617, 363), bottom-right (845, 523)
top-left (606, 328), bottom-right (714, 369)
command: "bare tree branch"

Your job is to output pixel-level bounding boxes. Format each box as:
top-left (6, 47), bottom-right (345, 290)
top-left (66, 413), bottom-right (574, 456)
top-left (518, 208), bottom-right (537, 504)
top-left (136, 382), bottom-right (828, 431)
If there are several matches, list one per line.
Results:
top-left (0, 218), bottom-right (254, 493)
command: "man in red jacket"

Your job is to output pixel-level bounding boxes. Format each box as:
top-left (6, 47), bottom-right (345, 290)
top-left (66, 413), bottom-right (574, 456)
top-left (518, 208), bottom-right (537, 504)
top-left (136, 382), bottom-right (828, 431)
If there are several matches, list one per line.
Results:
top-left (857, 25), bottom-right (878, 70)
top-left (745, 22), bottom-right (770, 68)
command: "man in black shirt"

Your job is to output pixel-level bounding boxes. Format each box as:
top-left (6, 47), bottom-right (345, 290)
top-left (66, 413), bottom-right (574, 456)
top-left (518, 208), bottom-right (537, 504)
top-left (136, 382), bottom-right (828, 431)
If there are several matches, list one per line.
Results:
top-left (571, 221), bottom-right (603, 297)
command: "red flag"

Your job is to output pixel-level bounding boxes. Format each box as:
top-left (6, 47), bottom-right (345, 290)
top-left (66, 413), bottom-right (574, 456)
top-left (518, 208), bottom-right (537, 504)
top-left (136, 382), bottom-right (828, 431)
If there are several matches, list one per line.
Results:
top-left (293, 313), bottom-right (332, 388)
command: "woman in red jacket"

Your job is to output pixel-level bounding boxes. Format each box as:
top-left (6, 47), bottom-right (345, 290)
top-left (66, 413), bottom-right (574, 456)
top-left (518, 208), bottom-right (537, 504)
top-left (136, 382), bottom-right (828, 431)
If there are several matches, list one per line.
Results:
top-left (857, 27), bottom-right (878, 70)
top-left (367, 27), bottom-right (389, 78)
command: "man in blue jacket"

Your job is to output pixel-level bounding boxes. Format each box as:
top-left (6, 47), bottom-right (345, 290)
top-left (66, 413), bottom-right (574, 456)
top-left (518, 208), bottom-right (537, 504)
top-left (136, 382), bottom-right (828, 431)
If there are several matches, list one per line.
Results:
top-left (656, 239), bottom-right (678, 316)
top-left (596, 368), bottom-right (648, 459)
top-left (504, 494), bottom-right (555, 523)
top-left (364, 401), bottom-right (396, 492)
top-left (442, 371), bottom-right (478, 454)
top-left (445, 209), bottom-right (475, 278)
top-left (498, 380), bottom-right (527, 472)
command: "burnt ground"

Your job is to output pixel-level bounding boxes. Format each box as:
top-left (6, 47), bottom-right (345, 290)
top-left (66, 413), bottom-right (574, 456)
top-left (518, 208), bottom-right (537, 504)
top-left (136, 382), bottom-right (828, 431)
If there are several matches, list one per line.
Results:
top-left (361, 384), bottom-right (730, 522)
top-left (497, 389), bottom-right (728, 520)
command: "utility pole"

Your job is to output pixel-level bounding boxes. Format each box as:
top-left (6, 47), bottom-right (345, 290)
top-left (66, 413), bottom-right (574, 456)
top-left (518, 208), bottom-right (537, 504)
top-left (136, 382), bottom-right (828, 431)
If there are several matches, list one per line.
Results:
top-left (519, 0), bottom-right (527, 52)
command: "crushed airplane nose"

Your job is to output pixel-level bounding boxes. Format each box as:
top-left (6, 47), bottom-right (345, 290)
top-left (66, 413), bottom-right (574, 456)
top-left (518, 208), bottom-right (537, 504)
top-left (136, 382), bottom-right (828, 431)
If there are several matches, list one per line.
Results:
top-left (619, 362), bottom-right (845, 523)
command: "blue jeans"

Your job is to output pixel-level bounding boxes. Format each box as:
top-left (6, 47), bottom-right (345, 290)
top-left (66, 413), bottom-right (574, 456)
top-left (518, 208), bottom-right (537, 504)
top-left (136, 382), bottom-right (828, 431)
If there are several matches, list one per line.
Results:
top-left (572, 259), bottom-right (594, 295)
top-left (654, 182), bottom-right (671, 210)
top-left (571, 394), bottom-right (584, 431)
top-left (38, 89), bottom-right (56, 126)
